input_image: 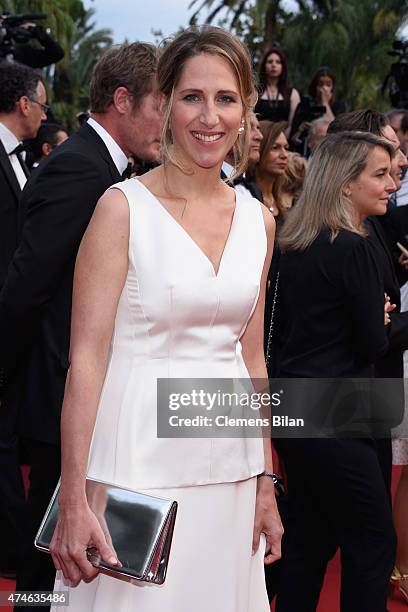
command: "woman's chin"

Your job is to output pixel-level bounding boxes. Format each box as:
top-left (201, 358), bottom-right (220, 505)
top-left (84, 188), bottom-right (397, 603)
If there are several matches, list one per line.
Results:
top-left (194, 158), bottom-right (224, 171)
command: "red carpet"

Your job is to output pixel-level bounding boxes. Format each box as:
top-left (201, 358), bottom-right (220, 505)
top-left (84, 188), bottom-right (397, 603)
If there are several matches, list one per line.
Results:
top-left (270, 466), bottom-right (407, 612)
top-left (270, 549), bottom-right (407, 611)
top-left (0, 468), bottom-right (406, 611)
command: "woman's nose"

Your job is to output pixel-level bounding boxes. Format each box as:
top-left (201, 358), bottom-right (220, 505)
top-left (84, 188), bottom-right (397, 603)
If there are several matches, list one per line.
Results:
top-left (200, 101), bottom-right (218, 127)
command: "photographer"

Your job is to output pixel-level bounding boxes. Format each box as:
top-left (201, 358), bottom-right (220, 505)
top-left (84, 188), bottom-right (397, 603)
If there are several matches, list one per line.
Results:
top-left (383, 40), bottom-right (408, 109)
top-left (0, 14), bottom-right (64, 68)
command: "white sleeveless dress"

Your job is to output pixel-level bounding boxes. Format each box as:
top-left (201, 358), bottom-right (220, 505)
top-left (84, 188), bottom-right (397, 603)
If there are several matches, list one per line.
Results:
top-left (52, 178), bottom-right (270, 612)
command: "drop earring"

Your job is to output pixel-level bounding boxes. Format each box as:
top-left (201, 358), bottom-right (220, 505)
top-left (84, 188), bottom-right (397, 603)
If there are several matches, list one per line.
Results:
top-left (238, 120), bottom-right (245, 134)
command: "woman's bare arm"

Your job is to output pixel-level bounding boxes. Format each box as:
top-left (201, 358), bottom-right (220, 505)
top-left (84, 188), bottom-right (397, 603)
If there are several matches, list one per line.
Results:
top-left (240, 205), bottom-right (283, 564)
top-left (50, 187), bottom-right (130, 584)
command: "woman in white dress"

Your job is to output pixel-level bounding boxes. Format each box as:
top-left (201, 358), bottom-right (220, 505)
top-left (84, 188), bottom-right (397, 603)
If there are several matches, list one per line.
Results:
top-left (50, 26), bottom-right (283, 612)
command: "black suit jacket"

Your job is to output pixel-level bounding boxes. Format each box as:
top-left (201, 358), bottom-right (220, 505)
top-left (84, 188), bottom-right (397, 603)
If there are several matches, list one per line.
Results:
top-left (379, 206), bottom-right (408, 287)
top-left (0, 139), bottom-right (22, 289)
top-left (0, 122), bottom-right (122, 444)
top-left (367, 216), bottom-right (408, 378)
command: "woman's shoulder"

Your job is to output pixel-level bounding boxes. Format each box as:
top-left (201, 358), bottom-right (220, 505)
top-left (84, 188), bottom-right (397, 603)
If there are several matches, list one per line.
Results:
top-left (335, 229), bottom-right (366, 245)
top-left (113, 168), bottom-right (164, 203)
top-left (237, 188), bottom-right (265, 213)
top-left (312, 228), bottom-right (369, 255)
top-left (137, 166), bottom-right (163, 191)
top-left (236, 190), bottom-right (274, 236)
top-left (334, 229), bottom-right (378, 262)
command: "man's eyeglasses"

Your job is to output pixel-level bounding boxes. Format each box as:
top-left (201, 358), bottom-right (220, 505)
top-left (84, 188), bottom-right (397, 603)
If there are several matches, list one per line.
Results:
top-left (28, 98), bottom-right (50, 114)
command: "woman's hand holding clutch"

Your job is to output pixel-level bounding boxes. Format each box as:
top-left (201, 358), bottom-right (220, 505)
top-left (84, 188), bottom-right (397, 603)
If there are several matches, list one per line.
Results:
top-left (50, 500), bottom-right (119, 586)
top-left (252, 476), bottom-right (284, 565)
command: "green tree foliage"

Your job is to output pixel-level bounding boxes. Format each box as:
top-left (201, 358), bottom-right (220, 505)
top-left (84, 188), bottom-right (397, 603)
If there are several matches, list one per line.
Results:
top-left (282, 0), bottom-right (408, 110)
top-left (0, 0), bottom-right (113, 130)
top-left (189, 0), bottom-right (285, 55)
top-left (189, 0), bottom-right (408, 109)
top-left (50, 1), bottom-right (112, 130)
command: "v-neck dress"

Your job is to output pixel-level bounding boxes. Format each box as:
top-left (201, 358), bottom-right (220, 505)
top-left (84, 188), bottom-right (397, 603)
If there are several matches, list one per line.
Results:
top-left (52, 177), bottom-right (270, 612)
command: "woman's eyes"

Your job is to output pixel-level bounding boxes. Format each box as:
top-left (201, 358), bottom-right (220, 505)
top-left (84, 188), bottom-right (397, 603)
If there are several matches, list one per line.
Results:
top-left (183, 94), bottom-right (200, 102)
top-left (182, 94), bottom-right (237, 104)
top-left (218, 95), bottom-right (236, 104)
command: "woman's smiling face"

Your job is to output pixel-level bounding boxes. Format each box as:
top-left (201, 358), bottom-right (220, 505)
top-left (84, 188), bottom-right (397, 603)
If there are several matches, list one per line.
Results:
top-left (170, 52), bottom-right (244, 170)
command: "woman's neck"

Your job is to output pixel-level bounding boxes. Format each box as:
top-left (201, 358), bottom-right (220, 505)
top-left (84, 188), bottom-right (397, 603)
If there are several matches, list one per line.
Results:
top-left (256, 170), bottom-right (275, 198)
top-left (160, 160), bottom-right (225, 204)
top-left (255, 171), bottom-right (280, 215)
top-left (266, 76), bottom-right (279, 94)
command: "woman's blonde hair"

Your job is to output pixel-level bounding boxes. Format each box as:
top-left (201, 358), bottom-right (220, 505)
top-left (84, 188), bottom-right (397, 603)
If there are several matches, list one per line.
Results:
top-left (281, 152), bottom-right (307, 198)
top-left (247, 120), bottom-right (288, 213)
top-left (279, 131), bottom-right (394, 252)
top-left (157, 26), bottom-right (257, 178)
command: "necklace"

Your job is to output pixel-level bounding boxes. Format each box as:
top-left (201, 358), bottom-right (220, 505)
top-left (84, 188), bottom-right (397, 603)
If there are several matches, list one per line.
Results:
top-left (267, 85), bottom-right (279, 101)
top-left (263, 199), bottom-right (278, 216)
top-left (266, 84), bottom-right (281, 105)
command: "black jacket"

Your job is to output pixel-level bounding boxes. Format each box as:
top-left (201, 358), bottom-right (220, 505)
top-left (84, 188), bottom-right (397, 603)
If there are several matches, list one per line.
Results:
top-left (0, 122), bottom-right (121, 444)
top-left (0, 139), bottom-right (22, 289)
top-left (367, 216), bottom-right (408, 378)
top-left (277, 228), bottom-right (388, 378)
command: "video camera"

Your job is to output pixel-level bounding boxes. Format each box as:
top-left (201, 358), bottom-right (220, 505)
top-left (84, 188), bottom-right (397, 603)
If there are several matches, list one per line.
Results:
top-left (382, 40), bottom-right (408, 109)
top-left (0, 12), bottom-right (47, 58)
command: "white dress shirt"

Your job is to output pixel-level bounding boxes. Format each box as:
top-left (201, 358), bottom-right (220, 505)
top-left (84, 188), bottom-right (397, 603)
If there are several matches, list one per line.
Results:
top-left (221, 160), bottom-right (235, 179)
top-left (87, 117), bottom-right (128, 175)
top-left (0, 121), bottom-right (27, 189)
top-left (397, 172), bottom-right (408, 207)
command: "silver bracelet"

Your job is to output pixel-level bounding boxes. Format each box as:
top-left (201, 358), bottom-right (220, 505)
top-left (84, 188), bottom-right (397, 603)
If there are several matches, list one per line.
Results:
top-left (257, 471), bottom-right (285, 497)
top-left (257, 470), bottom-right (279, 483)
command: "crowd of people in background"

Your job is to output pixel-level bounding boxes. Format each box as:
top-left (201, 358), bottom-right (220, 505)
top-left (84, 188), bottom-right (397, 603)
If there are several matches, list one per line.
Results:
top-left (0, 22), bottom-right (407, 612)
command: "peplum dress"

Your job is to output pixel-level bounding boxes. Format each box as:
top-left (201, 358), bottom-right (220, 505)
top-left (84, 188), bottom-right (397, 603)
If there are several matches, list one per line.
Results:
top-left (53, 178), bottom-right (270, 612)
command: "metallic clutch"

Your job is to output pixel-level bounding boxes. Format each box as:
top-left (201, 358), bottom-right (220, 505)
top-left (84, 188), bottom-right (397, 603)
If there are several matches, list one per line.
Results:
top-left (34, 477), bottom-right (178, 585)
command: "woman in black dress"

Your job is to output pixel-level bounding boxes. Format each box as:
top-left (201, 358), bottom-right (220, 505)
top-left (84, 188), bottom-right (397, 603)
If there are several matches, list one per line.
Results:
top-left (254, 48), bottom-right (300, 135)
top-left (273, 131), bottom-right (397, 612)
top-left (308, 66), bottom-right (346, 121)
top-left (290, 67), bottom-right (345, 155)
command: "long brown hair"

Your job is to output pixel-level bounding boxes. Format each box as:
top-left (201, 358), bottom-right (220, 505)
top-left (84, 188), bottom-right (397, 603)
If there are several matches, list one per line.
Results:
top-left (258, 47), bottom-right (289, 98)
top-left (248, 120), bottom-right (288, 213)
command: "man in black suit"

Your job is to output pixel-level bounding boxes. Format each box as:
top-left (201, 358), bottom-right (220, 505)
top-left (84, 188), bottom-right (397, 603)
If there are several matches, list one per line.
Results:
top-left (0, 61), bottom-right (47, 288)
top-left (0, 61), bottom-right (47, 578)
top-left (0, 42), bottom-right (160, 606)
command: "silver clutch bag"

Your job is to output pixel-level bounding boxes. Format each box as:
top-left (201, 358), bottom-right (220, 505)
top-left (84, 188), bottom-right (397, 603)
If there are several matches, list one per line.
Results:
top-left (34, 477), bottom-right (178, 585)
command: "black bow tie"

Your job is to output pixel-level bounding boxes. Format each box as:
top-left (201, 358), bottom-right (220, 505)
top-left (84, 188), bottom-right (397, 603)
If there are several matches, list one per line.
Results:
top-left (8, 142), bottom-right (30, 178)
top-left (9, 143), bottom-right (26, 156)
top-left (121, 162), bottom-right (133, 180)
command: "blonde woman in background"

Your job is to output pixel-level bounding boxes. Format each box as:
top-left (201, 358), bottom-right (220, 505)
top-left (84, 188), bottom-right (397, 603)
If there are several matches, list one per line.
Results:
top-left (274, 131), bottom-right (396, 612)
top-left (280, 152), bottom-right (307, 211)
